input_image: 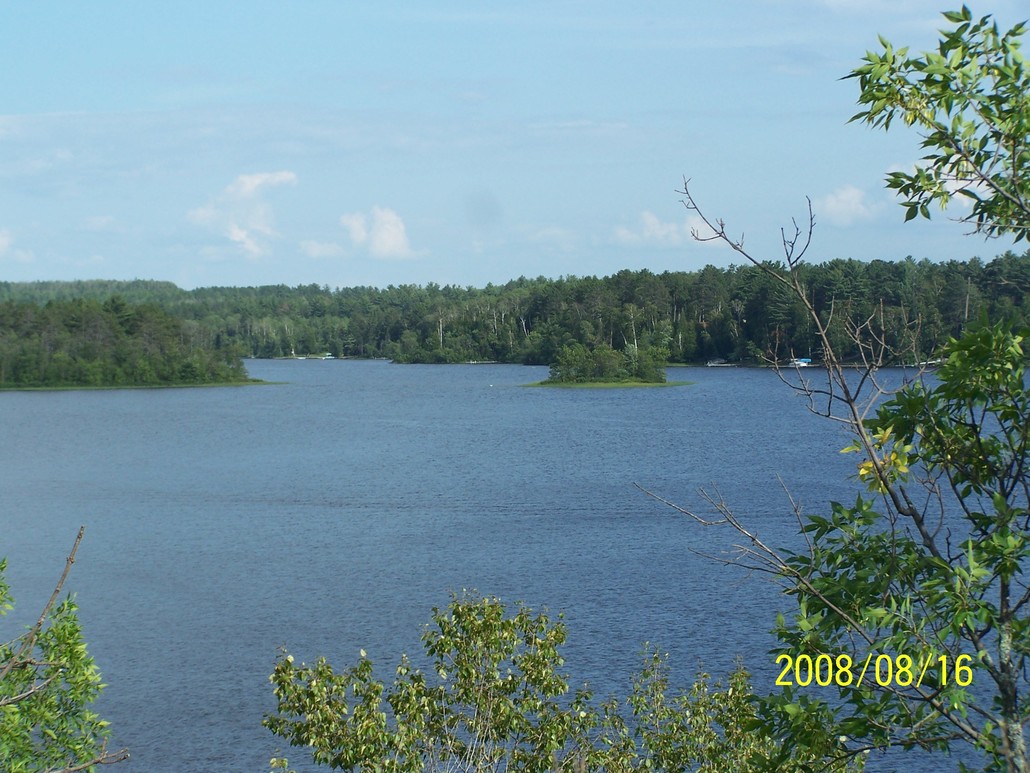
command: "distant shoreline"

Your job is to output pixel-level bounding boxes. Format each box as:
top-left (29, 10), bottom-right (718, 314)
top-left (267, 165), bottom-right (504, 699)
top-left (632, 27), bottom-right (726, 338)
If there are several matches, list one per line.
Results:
top-left (524, 380), bottom-right (694, 389)
top-left (0, 378), bottom-right (268, 392)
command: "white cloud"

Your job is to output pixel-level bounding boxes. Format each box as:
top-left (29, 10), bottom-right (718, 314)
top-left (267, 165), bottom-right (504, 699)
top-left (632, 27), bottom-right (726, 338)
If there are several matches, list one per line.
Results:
top-left (339, 212), bottom-right (369, 245)
top-left (0, 229), bottom-right (12, 254)
top-left (339, 206), bottom-right (416, 259)
top-left (368, 207), bottom-right (413, 259)
top-left (188, 171), bottom-right (297, 257)
top-left (814, 185), bottom-right (880, 226)
top-left (226, 222), bottom-right (263, 256)
top-left (614, 211), bottom-right (694, 247)
top-left (685, 215), bottom-right (723, 244)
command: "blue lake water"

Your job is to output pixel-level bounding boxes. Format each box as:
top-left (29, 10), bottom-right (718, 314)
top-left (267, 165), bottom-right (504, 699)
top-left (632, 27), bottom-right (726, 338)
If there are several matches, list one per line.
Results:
top-left (1, 361), bottom-right (946, 771)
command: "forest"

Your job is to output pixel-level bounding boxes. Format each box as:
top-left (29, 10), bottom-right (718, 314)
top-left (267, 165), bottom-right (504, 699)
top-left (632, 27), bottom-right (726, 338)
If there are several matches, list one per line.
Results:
top-left (0, 295), bottom-right (249, 388)
top-left (1, 250), bottom-right (1028, 385)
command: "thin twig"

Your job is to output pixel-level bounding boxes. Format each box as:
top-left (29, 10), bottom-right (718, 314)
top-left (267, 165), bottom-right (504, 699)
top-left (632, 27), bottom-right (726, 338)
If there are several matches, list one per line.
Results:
top-left (0, 526), bottom-right (86, 683)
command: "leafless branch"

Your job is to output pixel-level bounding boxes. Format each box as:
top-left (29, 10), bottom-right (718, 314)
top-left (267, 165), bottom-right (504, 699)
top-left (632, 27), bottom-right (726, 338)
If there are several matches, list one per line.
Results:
top-left (42, 740), bottom-right (130, 773)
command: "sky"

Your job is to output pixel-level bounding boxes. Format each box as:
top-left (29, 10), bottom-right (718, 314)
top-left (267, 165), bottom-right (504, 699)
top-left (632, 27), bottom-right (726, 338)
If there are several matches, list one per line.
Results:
top-left (1, 1), bottom-right (1027, 291)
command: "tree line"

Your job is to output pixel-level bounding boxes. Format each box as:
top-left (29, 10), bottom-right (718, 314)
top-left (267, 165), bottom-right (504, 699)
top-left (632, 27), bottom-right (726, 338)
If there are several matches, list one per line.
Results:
top-left (3, 250), bottom-right (1028, 371)
top-left (0, 295), bottom-right (249, 388)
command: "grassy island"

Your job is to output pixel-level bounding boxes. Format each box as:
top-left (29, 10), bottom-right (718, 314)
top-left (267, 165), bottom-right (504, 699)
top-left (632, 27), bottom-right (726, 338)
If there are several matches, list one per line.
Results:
top-left (538, 342), bottom-right (676, 386)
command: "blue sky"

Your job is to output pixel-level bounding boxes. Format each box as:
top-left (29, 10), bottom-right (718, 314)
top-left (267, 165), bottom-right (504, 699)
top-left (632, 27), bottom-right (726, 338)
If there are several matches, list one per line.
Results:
top-left (1, 2), bottom-right (1026, 290)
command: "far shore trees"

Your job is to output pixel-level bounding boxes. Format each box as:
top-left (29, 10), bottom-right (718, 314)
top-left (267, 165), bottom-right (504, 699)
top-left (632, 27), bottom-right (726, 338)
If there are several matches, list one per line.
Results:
top-left (0, 295), bottom-right (249, 388)
top-left (3, 248), bottom-right (1029, 369)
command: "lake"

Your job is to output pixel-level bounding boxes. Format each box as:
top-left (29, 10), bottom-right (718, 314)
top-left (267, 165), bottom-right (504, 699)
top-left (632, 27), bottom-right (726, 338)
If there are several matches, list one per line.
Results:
top-left (1, 360), bottom-right (938, 771)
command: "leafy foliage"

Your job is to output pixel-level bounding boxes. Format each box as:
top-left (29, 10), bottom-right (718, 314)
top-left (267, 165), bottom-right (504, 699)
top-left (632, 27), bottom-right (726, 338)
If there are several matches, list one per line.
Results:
top-left (265, 593), bottom-right (860, 772)
top-left (0, 295), bottom-right (249, 387)
top-left (545, 342), bottom-right (668, 384)
top-left (672, 9), bottom-right (1030, 769)
top-left (0, 530), bottom-right (126, 771)
top-left (754, 12), bottom-right (1030, 768)
top-left (849, 6), bottom-right (1030, 240)
top-left (757, 321), bottom-right (1030, 771)
top-left (267, 594), bottom-right (584, 772)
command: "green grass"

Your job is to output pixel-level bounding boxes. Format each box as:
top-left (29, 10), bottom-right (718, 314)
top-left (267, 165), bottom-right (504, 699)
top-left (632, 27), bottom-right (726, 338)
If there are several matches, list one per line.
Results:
top-left (524, 380), bottom-right (694, 389)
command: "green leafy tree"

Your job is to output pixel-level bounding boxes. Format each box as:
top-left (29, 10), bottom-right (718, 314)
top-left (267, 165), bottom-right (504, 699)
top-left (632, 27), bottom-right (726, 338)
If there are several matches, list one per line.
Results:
top-left (593, 651), bottom-right (861, 773)
top-left (0, 296), bottom-right (250, 388)
top-left (545, 342), bottom-right (667, 384)
top-left (624, 344), bottom-right (669, 384)
top-left (547, 342), bottom-right (598, 383)
top-left (848, 6), bottom-right (1030, 240)
top-left (750, 322), bottom-right (1030, 771)
top-left (266, 593), bottom-right (588, 772)
top-left (1, 528), bottom-right (127, 771)
top-left (265, 593), bottom-right (858, 772)
top-left (673, 8), bottom-right (1030, 770)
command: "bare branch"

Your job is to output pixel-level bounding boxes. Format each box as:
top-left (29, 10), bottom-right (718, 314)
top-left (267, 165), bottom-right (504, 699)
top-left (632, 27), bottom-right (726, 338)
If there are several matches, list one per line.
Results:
top-left (0, 526), bottom-right (85, 683)
top-left (42, 741), bottom-right (130, 773)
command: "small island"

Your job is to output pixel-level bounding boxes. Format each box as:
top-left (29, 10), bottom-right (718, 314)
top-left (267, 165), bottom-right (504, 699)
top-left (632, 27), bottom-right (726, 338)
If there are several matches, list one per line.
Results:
top-left (529, 342), bottom-right (689, 388)
top-left (0, 296), bottom-right (253, 389)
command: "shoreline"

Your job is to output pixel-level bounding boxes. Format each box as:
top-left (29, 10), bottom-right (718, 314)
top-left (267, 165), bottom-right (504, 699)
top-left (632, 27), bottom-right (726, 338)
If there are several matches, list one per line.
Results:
top-left (524, 380), bottom-right (694, 389)
top-left (0, 378), bottom-right (269, 392)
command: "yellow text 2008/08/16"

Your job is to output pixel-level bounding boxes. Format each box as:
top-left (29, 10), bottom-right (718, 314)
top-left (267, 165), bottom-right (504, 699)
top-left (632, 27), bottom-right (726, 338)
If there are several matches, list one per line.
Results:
top-left (775, 652), bottom-right (973, 689)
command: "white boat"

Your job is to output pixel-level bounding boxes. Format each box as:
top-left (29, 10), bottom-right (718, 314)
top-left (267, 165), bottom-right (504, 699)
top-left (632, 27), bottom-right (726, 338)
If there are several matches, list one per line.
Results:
top-left (788, 358), bottom-right (812, 367)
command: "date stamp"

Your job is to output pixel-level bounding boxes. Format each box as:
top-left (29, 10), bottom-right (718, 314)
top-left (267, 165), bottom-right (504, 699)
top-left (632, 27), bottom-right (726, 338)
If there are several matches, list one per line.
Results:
top-left (775, 652), bottom-right (973, 689)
